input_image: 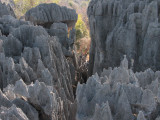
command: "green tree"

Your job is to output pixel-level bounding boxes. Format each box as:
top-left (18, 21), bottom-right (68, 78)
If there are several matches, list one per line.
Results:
top-left (75, 14), bottom-right (89, 50)
top-left (13, 0), bottom-right (60, 17)
top-left (75, 14), bottom-right (88, 40)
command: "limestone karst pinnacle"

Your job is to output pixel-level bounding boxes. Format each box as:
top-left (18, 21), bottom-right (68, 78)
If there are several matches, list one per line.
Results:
top-left (0, 1), bottom-right (77, 119)
top-left (0, 0), bottom-right (160, 120)
top-left (88, 0), bottom-right (160, 76)
top-left (76, 56), bottom-right (160, 120)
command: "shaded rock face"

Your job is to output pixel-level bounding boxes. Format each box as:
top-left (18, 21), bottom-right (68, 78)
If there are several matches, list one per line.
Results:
top-left (0, 2), bottom-right (78, 120)
top-left (0, 0), bottom-right (15, 18)
top-left (88, 0), bottom-right (160, 76)
top-left (25, 3), bottom-right (78, 28)
top-left (76, 56), bottom-right (160, 120)
top-left (25, 3), bottom-right (77, 58)
top-left (0, 15), bottom-right (31, 35)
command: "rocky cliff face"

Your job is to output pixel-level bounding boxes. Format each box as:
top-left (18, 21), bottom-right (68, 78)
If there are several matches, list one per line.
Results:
top-left (88, 0), bottom-right (160, 76)
top-left (75, 0), bottom-right (160, 119)
top-left (0, 2), bottom-right (77, 120)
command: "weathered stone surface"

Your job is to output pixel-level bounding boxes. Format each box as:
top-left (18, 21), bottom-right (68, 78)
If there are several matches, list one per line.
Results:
top-left (0, 77), bottom-right (76, 120)
top-left (92, 102), bottom-right (113, 120)
top-left (76, 57), bottom-right (160, 120)
top-left (25, 3), bottom-right (78, 28)
top-left (88, 0), bottom-right (160, 76)
top-left (3, 84), bottom-right (15, 100)
top-left (28, 80), bottom-right (55, 117)
top-left (12, 98), bottom-right (39, 120)
top-left (115, 89), bottom-right (134, 120)
top-left (14, 79), bottom-right (29, 98)
top-left (0, 1), bottom-right (15, 18)
top-left (11, 25), bottom-right (48, 47)
top-left (141, 89), bottom-right (157, 112)
top-left (48, 23), bottom-right (69, 49)
top-left (3, 34), bottom-right (22, 57)
top-left (137, 111), bottom-right (146, 120)
top-left (0, 5), bottom-right (77, 118)
top-left (24, 3), bottom-right (77, 58)
top-left (156, 116), bottom-right (160, 120)
top-left (0, 89), bottom-right (12, 108)
top-left (0, 15), bottom-right (31, 35)
top-left (0, 105), bottom-right (29, 120)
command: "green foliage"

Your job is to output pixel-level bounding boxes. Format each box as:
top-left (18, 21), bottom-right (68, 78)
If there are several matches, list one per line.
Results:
top-left (75, 15), bottom-right (88, 40)
top-left (13, 0), bottom-right (60, 17)
top-left (75, 14), bottom-right (89, 51)
top-left (69, 1), bottom-right (73, 7)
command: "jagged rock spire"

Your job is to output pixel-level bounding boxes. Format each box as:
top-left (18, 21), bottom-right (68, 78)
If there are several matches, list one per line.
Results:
top-left (137, 111), bottom-right (146, 120)
top-left (120, 55), bottom-right (128, 69)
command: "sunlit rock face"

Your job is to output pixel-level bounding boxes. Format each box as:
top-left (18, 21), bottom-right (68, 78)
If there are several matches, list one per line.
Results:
top-left (76, 56), bottom-right (160, 120)
top-left (0, 26), bottom-right (76, 119)
top-left (25, 3), bottom-right (77, 58)
top-left (0, 80), bottom-right (76, 120)
top-left (0, 2), bottom-right (78, 120)
top-left (88, 0), bottom-right (160, 76)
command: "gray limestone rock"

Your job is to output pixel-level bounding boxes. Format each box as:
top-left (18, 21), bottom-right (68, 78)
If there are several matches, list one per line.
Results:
top-left (0, 105), bottom-right (29, 120)
top-left (0, 1), bottom-right (15, 18)
top-left (158, 88), bottom-right (160, 103)
top-left (141, 89), bottom-right (157, 112)
top-left (135, 68), bottom-right (155, 89)
top-left (28, 80), bottom-right (57, 119)
top-left (11, 25), bottom-right (48, 47)
top-left (24, 4), bottom-right (77, 57)
top-left (115, 89), bottom-right (134, 120)
top-left (12, 98), bottom-right (39, 120)
top-left (88, 0), bottom-right (160, 76)
top-left (0, 89), bottom-right (12, 108)
top-left (156, 116), bottom-right (160, 120)
top-left (38, 68), bottom-right (53, 86)
top-left (25, 3), bottom-right (78, 28)
top-left (76, 57), bottom-right (160, 120)
top-left (0, 15), bottom-right (31, 35)
top-left (3, 34), bottom-right (22, 57)
top-left (0, 2), bottom-right (77, 120)
top-left (137, 111), bottom-right (146, 120)
top-left (0, 39), bottom-right (3, 53)
top-left (48, 23), bottom-right (69, 49)
top-left (13, 79), bottom-right (29, 98)
top-left (92, 102), bottom-right (113, 120)
top-left (3, 84), bottom-right (16, 100)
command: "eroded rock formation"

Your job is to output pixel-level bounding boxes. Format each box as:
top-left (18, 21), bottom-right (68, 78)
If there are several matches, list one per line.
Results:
top-left (0, 1), bottom-right (78, 120)
top-left (1, 0), bottom-right (160, 120)
top-left (25, 3), bottom-right (78, 28)
top-left (88, 0), bottom-right (160, 76)
top-left (0, 0), bottom-right (15, 18)
top-left (76, 56), bottom-right (160, 120)
top-left (25, 3), bottom-right (78, 58)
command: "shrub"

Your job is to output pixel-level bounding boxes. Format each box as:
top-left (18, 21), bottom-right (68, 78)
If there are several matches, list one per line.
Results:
top-left (75, 14), bottom-right (89, 40)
